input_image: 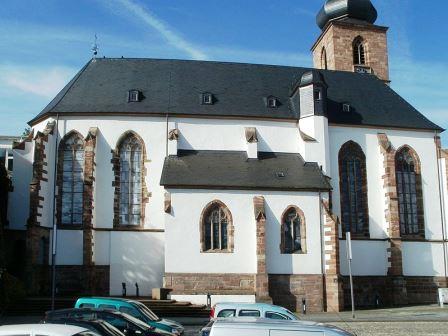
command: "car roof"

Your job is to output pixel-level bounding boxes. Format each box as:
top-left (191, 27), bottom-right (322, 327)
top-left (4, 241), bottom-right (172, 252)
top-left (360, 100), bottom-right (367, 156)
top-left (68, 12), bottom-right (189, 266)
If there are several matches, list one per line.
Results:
top-left (215, 302), bottom-right (288, 311)
top-left (212, 318), bottom-right (346, 333)
top-left (47, 308), bottom-right (120, 314)
top-left (0, 324), bottom-right (89, 335)
top-left (77, 297), bottom-right (136, 305)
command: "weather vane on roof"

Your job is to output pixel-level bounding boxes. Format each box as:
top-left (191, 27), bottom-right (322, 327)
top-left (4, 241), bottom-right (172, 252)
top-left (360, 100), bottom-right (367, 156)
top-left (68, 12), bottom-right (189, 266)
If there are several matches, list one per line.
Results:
top-left (91, 34), bottom-right (99, 61)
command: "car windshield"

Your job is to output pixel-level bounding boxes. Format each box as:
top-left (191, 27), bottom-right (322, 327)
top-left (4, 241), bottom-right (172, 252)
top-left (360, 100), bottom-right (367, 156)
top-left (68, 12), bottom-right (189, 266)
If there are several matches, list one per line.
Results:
top-left (134, 302), bottom-right (161, 321)
top-left (284, 309), bottom-right (298, 320)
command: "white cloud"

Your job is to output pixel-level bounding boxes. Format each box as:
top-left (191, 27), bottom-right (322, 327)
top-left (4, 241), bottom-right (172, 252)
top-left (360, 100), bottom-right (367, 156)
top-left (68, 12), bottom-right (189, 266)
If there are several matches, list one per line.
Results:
top-left (104, 0), bottom-right (207, 60)
top-left (0, 64), bottom-right (75, 98)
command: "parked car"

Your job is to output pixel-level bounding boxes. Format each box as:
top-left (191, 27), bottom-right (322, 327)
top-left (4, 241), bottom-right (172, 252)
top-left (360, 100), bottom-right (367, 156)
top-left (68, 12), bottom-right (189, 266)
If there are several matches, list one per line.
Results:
top-left (0, 324), bottom-right (99, 336)
top-left (45, 318), bottom-right (125, 336)
top-left (199, 303), bottom-right (300, 336)
top-left (210, 302), bottom-right (298, 320)
top-left (44, 308), bottom-right (172, 336)
top-left (75, 297), bottom-right (184, 335)
top-left (207, 318), bottom-right (355, 336)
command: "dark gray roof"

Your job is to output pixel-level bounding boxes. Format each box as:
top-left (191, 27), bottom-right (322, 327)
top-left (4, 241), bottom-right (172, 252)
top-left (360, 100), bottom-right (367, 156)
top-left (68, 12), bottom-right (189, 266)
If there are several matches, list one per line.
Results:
top-left (160, 150), bottom-right (331, 191)
top-left (317, 0), bottom-right (378, 30)
top-left (30, 58), bottom-right (442, 131)
top-left (300, 70), bottom-right (327, 88)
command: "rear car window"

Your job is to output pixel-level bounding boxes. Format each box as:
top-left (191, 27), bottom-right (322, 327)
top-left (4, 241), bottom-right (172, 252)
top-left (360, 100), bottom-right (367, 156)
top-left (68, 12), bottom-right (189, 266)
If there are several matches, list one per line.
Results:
top-left (99, 304), bottom-right (117, 310)
top-left (265, 311), bottom-right (291, 320)
top-left (217, 309), bottom-right (236, 317)
top-left (79, 303), bottom-right (95, 308)
top-left (238, 310), bottom-right (260, 317)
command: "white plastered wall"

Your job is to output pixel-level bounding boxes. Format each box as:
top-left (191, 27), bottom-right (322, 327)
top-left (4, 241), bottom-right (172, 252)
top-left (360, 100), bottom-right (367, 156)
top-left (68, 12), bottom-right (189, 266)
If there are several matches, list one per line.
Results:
top-left (165, 189), bottom-right (323, 275)
top-left (330, 126), bottom-right (445, 276)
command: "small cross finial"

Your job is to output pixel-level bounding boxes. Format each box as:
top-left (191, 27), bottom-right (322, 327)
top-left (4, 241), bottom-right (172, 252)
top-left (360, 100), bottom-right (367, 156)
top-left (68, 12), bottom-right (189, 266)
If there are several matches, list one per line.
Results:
top-left (91, 34), bottom-right (99, 60)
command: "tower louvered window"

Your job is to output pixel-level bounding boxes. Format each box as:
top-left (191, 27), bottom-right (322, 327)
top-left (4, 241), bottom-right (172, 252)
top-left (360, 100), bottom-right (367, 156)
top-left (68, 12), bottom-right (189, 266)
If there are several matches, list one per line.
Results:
top-left (353, 38), bottom-right (366, 65)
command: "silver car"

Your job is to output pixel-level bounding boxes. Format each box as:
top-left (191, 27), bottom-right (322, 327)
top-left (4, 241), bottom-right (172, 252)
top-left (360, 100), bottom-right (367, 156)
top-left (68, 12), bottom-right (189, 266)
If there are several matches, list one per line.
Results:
top-left (207, 318), bottom-right (355, 336)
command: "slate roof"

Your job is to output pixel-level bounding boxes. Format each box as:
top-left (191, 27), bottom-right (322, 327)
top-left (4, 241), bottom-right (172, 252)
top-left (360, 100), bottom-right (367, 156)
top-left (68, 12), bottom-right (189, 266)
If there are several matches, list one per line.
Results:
top-left (160, 150), bottom-right (332, 191)
top-left (30, 58), bottom-right (442, 131)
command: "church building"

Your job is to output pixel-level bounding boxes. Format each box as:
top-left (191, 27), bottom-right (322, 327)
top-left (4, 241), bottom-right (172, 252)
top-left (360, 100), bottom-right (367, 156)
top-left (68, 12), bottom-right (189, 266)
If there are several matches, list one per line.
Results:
top-left (7, 0), bottom-right (448, 312)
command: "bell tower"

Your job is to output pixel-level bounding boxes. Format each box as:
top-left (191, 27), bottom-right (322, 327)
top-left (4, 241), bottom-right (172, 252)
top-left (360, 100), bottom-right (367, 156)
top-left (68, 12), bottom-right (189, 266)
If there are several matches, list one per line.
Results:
top-left (311, 0), bottom-right (390, 82)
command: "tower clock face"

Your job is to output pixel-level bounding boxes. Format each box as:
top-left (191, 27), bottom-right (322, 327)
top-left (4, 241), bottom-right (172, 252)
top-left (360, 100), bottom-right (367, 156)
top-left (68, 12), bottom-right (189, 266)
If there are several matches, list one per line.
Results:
top-left (354, 66), bottom-right (372, 74)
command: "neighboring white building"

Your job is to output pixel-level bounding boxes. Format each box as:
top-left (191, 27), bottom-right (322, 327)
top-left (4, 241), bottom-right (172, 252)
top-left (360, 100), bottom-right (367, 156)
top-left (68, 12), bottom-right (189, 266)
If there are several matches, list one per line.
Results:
top-left (0, 135), bottom-right (21, 173)
top-left (6, 0), bottom-right (448, 312)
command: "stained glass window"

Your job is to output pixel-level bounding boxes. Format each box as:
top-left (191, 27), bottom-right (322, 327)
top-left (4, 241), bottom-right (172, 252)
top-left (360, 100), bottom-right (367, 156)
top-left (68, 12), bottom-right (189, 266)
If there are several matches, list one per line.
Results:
top-left (61, 134), bottom-right (84, 225)
top-left (396, 148), bottom-right (419, 235)
top-left (339, 142), bottom-right (368, 235)
top-left (203, 203), bottom-right (230, 251)
top-left (283, 208), bottom-right (302, 254)
top-left (119, 135), bottom-right (142, 226)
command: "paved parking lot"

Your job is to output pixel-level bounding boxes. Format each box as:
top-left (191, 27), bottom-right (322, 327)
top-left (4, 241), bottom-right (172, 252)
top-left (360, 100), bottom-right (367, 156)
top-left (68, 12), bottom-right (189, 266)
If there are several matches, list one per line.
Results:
top-left (184, 322), bottom-right (448, 336)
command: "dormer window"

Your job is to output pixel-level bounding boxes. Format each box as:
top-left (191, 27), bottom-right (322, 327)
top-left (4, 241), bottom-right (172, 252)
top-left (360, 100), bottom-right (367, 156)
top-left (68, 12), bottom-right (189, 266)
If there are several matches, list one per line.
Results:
top-left (267, 96), bottom-right (278, 108)
top-left (128, 90), bottom-right (141, 102)
top-left (314, 90), bottom-right (322, 101)
top-left (202, 93), bottom-right (214, 105)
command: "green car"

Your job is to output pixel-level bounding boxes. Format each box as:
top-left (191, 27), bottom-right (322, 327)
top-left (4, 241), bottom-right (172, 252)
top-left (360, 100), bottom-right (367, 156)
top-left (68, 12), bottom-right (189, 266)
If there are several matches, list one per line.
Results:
top-left (75, 297), bottom-right (184, 335)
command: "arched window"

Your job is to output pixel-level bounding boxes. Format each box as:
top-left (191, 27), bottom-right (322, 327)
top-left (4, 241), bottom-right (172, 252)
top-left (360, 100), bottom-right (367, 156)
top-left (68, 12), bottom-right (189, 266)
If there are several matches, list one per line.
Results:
top-left (395, 146), bottom-right (424, 236)
top-left (338, 141), bottom-right (369, 236)
top-left (118, 134), bottom-right (143, 226)
top-left (321, 47), bottom-right (328, 70)
top-left (353, 37), bottom-right (366, 65)
top-left (59, 132), bottom-right (85, 225)
top-left (281, 206), bottom-right (306, 254)
top-left (200, 201), bottom-right (233, 252)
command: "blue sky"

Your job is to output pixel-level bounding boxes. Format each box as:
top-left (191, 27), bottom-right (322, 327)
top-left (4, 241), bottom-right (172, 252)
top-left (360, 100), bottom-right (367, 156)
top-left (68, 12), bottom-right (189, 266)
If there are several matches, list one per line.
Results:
top-left (1, 0), bottom-right (447, 142)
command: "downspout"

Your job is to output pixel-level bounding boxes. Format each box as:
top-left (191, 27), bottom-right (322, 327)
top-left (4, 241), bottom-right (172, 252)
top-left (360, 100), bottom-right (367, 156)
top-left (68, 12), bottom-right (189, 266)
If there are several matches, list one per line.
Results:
top-left (50, 113), bottom-right (60, 310)
top-left (435, 133), bottom-right (448, 280)
top-left (165, 114), bottom-right (169, 157)
top-left (319, 191), bottom-right (326, 308)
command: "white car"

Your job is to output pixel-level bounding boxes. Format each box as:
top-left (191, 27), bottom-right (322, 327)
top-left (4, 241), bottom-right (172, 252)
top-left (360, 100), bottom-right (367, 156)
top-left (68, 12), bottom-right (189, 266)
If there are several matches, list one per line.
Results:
top-left (208, 318), bottom-right (355, 336)
top-left (210, 302), bottom-right (298, 320)
top-left (0, 324), bottom-right (100, 336)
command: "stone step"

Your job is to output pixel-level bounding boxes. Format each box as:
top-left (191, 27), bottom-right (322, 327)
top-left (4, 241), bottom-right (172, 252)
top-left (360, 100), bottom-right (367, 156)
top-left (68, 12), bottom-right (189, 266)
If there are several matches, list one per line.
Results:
top-left (3, 297), bottom-right (211, 318)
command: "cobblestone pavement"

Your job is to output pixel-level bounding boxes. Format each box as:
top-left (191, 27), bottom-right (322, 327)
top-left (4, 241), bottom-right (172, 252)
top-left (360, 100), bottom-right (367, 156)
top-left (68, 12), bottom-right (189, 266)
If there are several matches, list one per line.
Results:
top-left (184, 322), bottom-right (448, 336)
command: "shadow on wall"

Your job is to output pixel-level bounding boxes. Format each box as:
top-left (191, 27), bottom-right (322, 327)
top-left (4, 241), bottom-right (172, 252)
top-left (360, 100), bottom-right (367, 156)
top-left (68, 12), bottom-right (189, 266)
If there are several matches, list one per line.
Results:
top-left (264, 202), bottom-right (297, 311)
top-left (110, 231), bottom-right (165, 297)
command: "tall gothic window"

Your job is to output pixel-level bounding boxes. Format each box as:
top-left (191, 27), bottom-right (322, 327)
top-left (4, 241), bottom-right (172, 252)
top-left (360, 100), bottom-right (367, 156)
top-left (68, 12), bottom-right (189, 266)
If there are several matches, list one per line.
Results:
top-left (60, 133), bottom-right (85, 225)
top-left (321, 47), bottom-right (328, 70)
top-left (118, 134), bottom-right (143, 226)
top-left (281, 206), bottom-right (306, 254)
top-left (339, 141), bottom-right (369, 236)
top-left (353, 37), bottom-right (366, 65)
top-left (201, 201), bottom-right (233, 252)
top-left (395, 147), bottom-right (423, 236)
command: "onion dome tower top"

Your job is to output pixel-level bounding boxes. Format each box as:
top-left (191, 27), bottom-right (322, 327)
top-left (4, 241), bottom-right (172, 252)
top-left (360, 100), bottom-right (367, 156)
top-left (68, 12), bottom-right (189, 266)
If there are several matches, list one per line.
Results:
top-left (316, 0), bottom-right (378, 30)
